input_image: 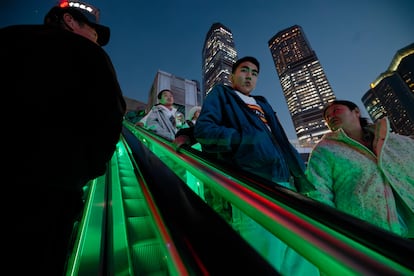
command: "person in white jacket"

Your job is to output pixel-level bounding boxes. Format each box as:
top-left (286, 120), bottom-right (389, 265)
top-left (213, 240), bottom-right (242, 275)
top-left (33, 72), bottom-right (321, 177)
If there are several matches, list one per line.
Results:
top-left (140, 89), bottom-right (183, 141)
top-left (139, 89), bottom-right (188, 181)
top-left (305, 100), bottom-right (414, 238)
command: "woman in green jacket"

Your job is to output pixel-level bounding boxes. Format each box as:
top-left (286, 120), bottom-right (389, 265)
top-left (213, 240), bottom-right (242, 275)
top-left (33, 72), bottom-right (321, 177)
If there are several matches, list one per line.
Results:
top-left (306, 100), bottom-right (414, 238)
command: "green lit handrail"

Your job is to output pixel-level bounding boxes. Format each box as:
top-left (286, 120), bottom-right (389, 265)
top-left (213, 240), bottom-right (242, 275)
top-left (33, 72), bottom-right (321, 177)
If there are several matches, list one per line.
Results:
top-left (123, 120), bottom-right (414, 275)
top-left (65, 176), bottom-right (107, 276)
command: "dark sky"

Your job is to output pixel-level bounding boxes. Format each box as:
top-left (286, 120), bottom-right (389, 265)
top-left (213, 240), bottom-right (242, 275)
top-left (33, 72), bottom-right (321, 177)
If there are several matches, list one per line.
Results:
top-left (2, 0), bottom-right (413, 140)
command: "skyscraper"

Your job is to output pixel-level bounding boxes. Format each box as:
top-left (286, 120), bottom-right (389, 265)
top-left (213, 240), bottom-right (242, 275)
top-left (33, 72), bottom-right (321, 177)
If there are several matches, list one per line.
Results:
top-left (268, 25), bottom-right (336, 147)
top-left (202, 22), bottom-right (237, 96)
top-left (362, 43), bottom-right (414, 136)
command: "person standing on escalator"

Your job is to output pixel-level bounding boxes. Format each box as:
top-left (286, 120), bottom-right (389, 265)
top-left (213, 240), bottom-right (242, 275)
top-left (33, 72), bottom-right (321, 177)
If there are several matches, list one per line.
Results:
top-left (1, 1), bottom-right (126, 274)
top-left (305, 100), bottom-right (414, 238)
top-left (139, 89), bottom-right (184, 141)
top-left (194, 56), bottom-right (318, 275)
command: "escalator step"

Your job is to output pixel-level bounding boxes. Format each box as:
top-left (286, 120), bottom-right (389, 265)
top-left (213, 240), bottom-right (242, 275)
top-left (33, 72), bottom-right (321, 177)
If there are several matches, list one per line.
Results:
top-left (122, 186), bottom-right (144, 199)
top-left (130, 239), bottom-right (168, 275)
top-left (123, 199), bottom-right (149, 217)
top-left (127, 216), bottom-right (156, 243)
top-left (119, 174), bottom-right (139, 187)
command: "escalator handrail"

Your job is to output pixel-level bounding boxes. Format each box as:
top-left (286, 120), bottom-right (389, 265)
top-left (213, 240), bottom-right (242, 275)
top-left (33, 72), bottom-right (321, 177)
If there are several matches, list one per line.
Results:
top-left (123, 121), bottom-right (414, 274)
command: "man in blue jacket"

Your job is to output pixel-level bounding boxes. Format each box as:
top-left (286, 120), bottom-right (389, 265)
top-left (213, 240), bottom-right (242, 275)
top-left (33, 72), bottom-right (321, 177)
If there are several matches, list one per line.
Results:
top-left (194, 56), bottom-right (312, 190)
top-left (194, 56), bottom-right (318, 275)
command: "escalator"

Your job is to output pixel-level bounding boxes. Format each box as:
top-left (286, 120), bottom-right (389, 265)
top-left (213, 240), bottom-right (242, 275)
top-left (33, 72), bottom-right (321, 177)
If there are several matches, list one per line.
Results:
top-left (65, 121), bottom-right (414, 275)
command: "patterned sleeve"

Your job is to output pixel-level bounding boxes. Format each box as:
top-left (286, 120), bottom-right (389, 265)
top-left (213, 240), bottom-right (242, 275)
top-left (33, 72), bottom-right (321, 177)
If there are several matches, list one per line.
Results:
top-left (304, 145), bottom-right (336, 207)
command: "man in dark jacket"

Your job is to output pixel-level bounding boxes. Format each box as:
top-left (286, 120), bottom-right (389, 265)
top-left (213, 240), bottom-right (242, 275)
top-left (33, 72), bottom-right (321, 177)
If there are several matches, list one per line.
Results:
top-left (1, 1), bottom-right (126, 274)
top-left (194, 56), bottom-right (319, 275)
top-left (194, 56), bottom-right (309, 190)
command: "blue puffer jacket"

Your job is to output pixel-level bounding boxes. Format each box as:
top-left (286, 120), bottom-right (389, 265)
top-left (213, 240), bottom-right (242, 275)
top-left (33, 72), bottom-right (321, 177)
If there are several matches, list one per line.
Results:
top-left (194, 84), bottom-right (309, 192)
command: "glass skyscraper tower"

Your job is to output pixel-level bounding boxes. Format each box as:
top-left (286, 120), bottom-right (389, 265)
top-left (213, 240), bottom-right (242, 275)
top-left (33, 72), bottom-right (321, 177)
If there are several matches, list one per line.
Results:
top-left (202, 22), bottom-right (237, 96)
top-left (268, 25), bottom-right (336, 147)
top-left (362, 43), bottom-right (414, 136)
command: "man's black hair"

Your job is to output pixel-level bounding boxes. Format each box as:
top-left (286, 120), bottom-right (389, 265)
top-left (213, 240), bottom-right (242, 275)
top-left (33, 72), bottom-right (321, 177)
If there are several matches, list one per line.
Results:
top-left (232, 56), bottom-right (260, 73)
top-left (157, 89), bottom-right (173, 99)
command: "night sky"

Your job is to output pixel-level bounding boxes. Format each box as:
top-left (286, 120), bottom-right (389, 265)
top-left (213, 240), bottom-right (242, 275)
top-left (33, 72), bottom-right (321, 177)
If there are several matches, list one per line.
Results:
top-left (2, 0), bottom-right (413, 140)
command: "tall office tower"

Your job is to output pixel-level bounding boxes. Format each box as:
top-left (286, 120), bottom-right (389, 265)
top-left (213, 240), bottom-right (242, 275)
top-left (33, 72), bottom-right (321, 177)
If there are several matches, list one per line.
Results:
top-left (268, 25), bottom-right (336, 147)
top-left (202, 22), bottom-right (237, 96)
top-left (362, 43), bottom-right (414, 136)
top-left (145, 70), bottom-right (199, 117)
top-left (191, 79), bottom-right (203, 106)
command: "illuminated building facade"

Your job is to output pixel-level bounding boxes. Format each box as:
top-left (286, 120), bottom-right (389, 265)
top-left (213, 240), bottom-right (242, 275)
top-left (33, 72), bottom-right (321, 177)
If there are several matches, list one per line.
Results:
top-left (362, 43), bottom-right (414, 135)
top-left (268, 25), bottom-right (336, 147)
top-left (202, 23), bottom-right (237, 96)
